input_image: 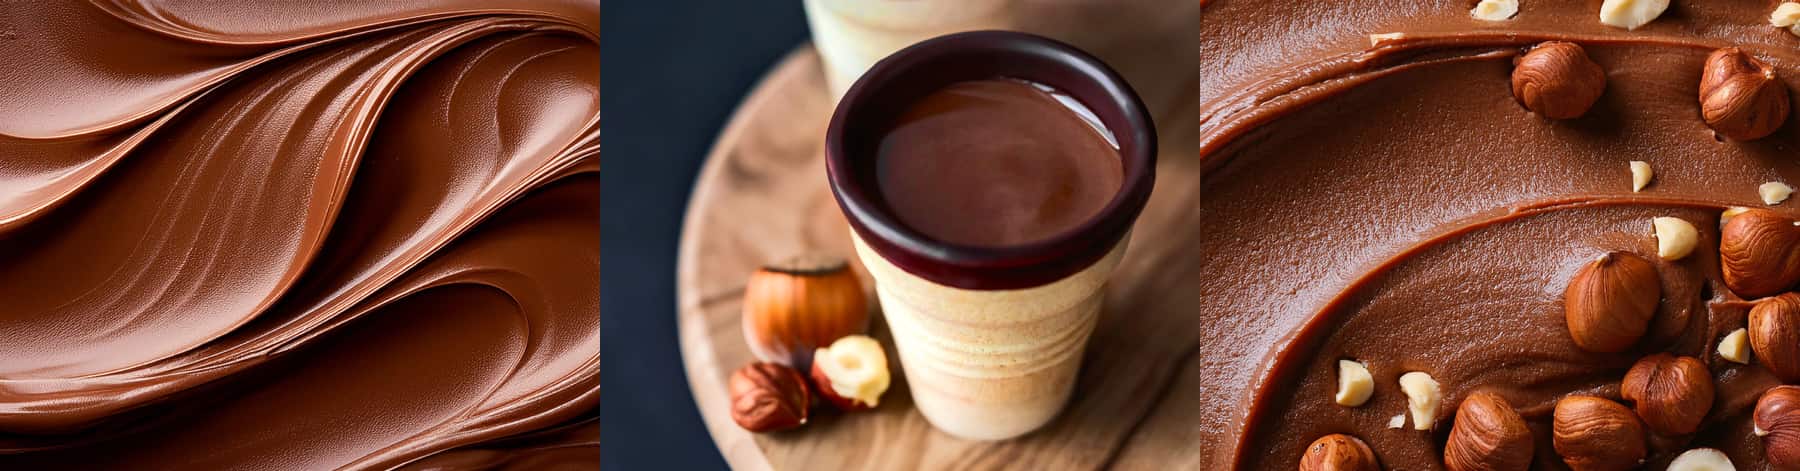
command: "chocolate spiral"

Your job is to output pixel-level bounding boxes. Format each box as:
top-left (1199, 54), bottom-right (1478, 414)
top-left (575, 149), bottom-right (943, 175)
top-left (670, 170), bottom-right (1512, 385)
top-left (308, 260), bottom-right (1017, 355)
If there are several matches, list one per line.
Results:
top-left (0, 1), bottom-right (597, 468)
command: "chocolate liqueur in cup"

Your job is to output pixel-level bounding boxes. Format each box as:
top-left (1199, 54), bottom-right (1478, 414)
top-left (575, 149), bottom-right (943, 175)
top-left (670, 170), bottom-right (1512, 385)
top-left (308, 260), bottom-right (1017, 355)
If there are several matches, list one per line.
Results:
top-left (826, 31), bottom-right (1154, 440)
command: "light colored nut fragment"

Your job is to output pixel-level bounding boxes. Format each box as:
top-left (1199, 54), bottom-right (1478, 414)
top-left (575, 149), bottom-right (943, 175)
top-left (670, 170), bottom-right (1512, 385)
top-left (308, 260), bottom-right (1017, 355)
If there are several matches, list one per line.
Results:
top-left (1471, 0), bottom-right (1519, 21)
top-left (1388, 414), bottom-right (1406, 429)
top-left (1599, 0), bottom-right (1668, 30)
top-left (1630, 161), bottom-right (1652, 192)
top-left (1775, 3), bottom-right (1800, 36)
top-left (1723, 207), bottom-right (1752, 226)
top-left (1763, 182), bottom-right (1795, 205)
top-left (1336, 360), bottom-right (1374, 407)
top-left (1668, 448), bottom-right (1736, 471)
top-left (1653, 216), bottom-right (1699, 261)
top-left (1368, 32), bottom-right (1405, 46)
top-left (1720, 328), bottom-right (1751, 364)
top-left (1399, 372), bottom-right (1441, 430)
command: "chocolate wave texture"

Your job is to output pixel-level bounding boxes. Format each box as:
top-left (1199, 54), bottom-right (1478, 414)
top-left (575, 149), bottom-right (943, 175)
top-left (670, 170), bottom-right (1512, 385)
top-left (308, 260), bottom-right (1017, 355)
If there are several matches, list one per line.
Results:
top-left (0, 1), bottom-right (598, 469)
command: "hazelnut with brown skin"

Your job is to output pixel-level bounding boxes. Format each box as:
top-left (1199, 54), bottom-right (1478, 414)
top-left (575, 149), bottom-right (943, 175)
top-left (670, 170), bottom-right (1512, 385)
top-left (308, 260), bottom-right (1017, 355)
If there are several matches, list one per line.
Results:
top-left (1563, 252), bottom-right (1661, 353)
top-left (1512, 41), bottom-right (1607, 119)
top-left (1757, 386), bottom-right (1800, 469)
top-left (1445, 392), bottom-right (1534, 471)
top-left (1721, 209), bottom-right (1800, 299)
top-left (1751, 293), bottom-right (1800, 382)
top-left (1620, 354), bottom-right (1714, 436)
top-left (1700, 48), bottom-right (1791, 141)
top-left (1552, 396), bottom-right (1647, 471)
top-left (1298, 433), bottom-right (1379, 471)
top-left (741, 254), bottom-right (870, 369)
top-left (728, 362), bottom-right (811, 432)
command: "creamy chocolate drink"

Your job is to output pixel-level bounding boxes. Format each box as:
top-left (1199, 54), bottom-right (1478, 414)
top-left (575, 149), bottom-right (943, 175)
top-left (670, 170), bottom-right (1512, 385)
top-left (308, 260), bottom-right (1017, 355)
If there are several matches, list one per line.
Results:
top-left (876, 79), bottom-right (1122, 248)
top-left (828, 31), bottom-right (1155, 440)
top-left (1203, 1), bottom-right (1800, 469)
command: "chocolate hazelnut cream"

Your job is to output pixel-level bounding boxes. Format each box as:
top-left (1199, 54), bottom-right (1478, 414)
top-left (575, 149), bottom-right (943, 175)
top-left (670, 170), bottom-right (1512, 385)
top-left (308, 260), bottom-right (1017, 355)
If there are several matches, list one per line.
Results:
top-left (1203, 1), bottom-right (1800, 469)
top-left (876, 79), bottom-right (1121, 248)
top-left (0, 1), bottom-right (596, 469)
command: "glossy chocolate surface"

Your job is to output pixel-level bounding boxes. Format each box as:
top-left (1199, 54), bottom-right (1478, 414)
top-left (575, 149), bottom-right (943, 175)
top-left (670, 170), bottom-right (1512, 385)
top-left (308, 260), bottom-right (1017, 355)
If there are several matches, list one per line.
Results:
top-left (1202, 1), bottom-right (1800, 469)
top-left (829, 31), bottom-right (1154, 290)
top-left (876, 79), bottom-right (1121, 249)
top-left (0, 1), bottom-right (597, 468)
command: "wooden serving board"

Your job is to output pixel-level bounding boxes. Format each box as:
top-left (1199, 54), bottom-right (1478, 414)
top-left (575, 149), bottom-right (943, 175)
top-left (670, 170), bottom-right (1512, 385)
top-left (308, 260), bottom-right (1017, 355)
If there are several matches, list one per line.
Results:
top-left (676, 45), bottom-right (1200, 470)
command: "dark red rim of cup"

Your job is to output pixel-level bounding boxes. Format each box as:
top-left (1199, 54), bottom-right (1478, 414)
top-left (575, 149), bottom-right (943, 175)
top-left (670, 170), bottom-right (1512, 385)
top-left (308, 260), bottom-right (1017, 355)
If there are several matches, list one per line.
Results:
top-left (825, 30), bottom-right (1156, 291)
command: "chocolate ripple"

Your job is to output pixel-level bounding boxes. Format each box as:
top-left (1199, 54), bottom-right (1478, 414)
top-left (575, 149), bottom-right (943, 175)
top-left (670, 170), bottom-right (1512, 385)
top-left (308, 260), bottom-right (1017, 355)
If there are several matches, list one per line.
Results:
top-left (0, 1), bottom-right (596, 468)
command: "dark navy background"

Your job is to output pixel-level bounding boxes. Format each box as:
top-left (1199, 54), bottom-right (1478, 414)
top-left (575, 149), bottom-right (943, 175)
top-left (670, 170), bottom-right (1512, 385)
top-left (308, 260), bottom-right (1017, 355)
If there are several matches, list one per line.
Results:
top-left (600, 1), bottom-right (809, 469)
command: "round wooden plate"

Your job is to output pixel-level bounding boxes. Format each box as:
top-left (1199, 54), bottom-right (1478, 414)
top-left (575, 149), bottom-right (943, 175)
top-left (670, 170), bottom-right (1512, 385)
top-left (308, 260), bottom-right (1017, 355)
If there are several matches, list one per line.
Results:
top-left (677, 46), bottom-right (1200, 470)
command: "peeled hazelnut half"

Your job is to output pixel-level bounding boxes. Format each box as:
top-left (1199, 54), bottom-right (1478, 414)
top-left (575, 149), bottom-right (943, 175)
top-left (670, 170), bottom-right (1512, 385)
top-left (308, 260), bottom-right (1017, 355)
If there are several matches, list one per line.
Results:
top-left (1599, 0), bottom-right (1668, 30)
top-left (1299, 433), bottom-right (1379, 471)
top-left (729, 362), bottom-right (811, 432)
top-left (1563, 252), bottom-right (1661, 353)
top-left (1620, 353), bottom-right (1715, 436)
top-left (1669, 448), bottom-right (1736, 471)
top-left (1778, 3), bottom-right (1800, 36)
top-left (742, 254), bottom-right (869, 369)
top-left (1752, 293), bottom-right (1800, 382)
top-left (1445, 392), bottom-right (1534, 471)
top-left (809, 334), bottom-right (890, 412)
top-left (1336, 359), bottom-right (1374, 407)
top-left (1653, 217), bottom-right (1699, 261)
top-left (1399, 372), bottom-right (1441, 430)
top-left (1512, 42), bottom-right (1607, 119)
top-left (1552, 396), bottom-right (1647, 471)
top-left (1721, 209), bottom-right (1800, 299)
top-left (1757, 386), bottom-right (1800, 468)
top-left (1700, 48), bottom-right (1791, 141)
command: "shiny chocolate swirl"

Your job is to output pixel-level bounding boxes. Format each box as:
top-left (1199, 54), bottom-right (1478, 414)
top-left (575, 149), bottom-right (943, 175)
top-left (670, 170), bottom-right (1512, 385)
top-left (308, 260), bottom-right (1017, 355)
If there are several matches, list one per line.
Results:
top-left (1204, 1), bottom-right (1800, 469)
top-left (0, 1), bottom-right (597, 469)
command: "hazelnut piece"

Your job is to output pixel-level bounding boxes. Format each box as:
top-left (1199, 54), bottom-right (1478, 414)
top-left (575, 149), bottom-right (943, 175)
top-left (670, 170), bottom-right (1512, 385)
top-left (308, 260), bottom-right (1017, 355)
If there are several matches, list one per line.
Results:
top-left (1298, 433), bottom-right (1379, 471)
top-left (1445, 392), bottom-right (1534, 471)
top-left (1700, 48), bottom-right (1791, 141)
top-left (1620, 353), bottom-right (1714, 436)
top-left (809, 335), bottom-right (890, 412)
top-left (1470, 0), bottom-right (1518, 21)
top-left (729, 362), bottom-right (811, 432)
top-left (742, 254), bottom-right (870, 369)
top-left (1399, 371), bottom-right (1442, 430)
top-left (1512, 42), bottom-right (1607, 119)
top-left (1777, 3), bottom-right (1800, 36)
top-left (1629, 161), bottom-right (1653, 192)
top-left (1752, 293), bottom-right (1800, 382)
top-left (1719, 328), bottom-right (1752, 365)
top-left (1552, 396), bottom-right (1647, 471)
top-left (1720, 209), bottom-right (1800, 299)
top-left (1653, 217), bottom-right (1699, 261)
top-left (1563, 252), bottom-right (1661, 353)
top-left (1336, 359), bottom-right (1374, 407)
top-left (1766, 182), bottom-right (1796, 205)
top-left (1599, 0), bottom-right (1668, 30)
top-left (1757, 386), bottom-right (1800, 468)
top-left (1668, 448), bottom-right (1736, 471)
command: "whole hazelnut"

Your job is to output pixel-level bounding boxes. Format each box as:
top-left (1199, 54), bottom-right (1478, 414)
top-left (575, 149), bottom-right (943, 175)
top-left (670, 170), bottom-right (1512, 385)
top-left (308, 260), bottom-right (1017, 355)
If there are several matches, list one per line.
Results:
top-left (1751, 293), bottom-right (1800, 382)
top-left (1299, 433), bottom-right (1379, 471)
top-left (1512, 41), bottom-right (1607, 119)
top-left (1721, 209), bottom-right (1800, 299)
top-left (1563, 252), bottom-right (1661, 353)
top-left (742, 254), bottom-right (870, 369)
top-left (1756, 386), bottom-right (1800, 469)
top-left (1700, 48), bottom-right (1791, 141)
top-left (729, 362), bottom-right (810, 432)
top-left (1620, 353), bottom-right (1715, 436)
top-left (1445, 392), bottom-right (1534, 471)
top-left (1552, 396), bottom-right (1647, 471)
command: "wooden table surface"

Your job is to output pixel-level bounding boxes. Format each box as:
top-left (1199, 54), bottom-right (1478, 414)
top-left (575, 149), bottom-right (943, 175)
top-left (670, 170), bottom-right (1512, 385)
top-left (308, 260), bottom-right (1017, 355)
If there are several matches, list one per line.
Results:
top-left (675, 45), bottom-right (1200, 470)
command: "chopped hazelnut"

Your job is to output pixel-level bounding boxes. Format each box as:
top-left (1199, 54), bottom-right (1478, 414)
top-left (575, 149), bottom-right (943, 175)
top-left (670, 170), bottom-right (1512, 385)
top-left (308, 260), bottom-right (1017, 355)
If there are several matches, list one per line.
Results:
top-left (1599, 0), bottom-right (1668, 30)
top-left (1630, 161), bottom-right (1652, 192)
top-left (1471, 0), bottom-right (1519, 21)
top-left (1399, 372), bottom-right (1441, 430)
top-left (1720, 328), bottom-right (1751, 364)
top-left (1763, 182), bottom-right (1794, 205)
top-left (1336, 359), bottom-right (1374, 407)
top-left (1653, 217), bottom-right (1698, 261)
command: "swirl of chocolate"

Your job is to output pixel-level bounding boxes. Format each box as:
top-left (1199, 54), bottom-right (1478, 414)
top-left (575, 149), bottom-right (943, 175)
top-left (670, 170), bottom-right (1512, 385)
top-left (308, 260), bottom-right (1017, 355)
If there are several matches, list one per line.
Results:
top-left (1204, 1), bottom-right (1800, 469)
top-left (0, 1), bottom-right (596, 468)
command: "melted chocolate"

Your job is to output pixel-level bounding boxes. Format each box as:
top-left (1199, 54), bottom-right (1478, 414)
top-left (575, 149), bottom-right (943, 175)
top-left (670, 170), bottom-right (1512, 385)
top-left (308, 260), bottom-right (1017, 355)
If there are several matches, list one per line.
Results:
top-left (1203, 1), bottom-right (1800, 469)
top-left (876, 79), bottom-right (1120, 248)
top-left (0, 2), bottom-right (596, 468)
